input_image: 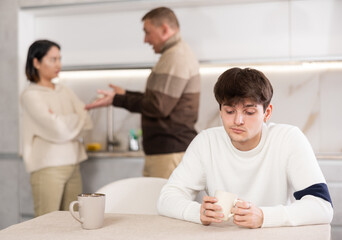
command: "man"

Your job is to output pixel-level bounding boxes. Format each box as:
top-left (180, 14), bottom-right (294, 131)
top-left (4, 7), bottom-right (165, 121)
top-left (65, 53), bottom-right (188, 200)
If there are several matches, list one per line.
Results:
top-left (157, 67), bottom-right (333, 228)
top-left (85, 7), bottom-right (200, 179)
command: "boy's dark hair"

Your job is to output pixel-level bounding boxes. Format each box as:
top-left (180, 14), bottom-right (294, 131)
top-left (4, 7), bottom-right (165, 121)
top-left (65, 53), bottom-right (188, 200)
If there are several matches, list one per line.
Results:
top-left (214, 67), bottom-right (273, 111)
top-left (25, 39), bottom-right (60, 83)
top-left (142, 7), bottom-right (179, 30)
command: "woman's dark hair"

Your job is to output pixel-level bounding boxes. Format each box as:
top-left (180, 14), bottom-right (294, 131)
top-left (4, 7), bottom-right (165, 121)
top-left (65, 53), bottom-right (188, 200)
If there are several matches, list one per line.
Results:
top-left (214, 67), bottom-right (273, 111)
top-left (25, 40), bottom-right (60, 83)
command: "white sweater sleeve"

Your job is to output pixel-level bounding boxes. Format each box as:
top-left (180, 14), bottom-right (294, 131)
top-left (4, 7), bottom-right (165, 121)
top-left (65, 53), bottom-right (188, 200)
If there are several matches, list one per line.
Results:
top-left (158, 133), bottom-right (207, 224)
top-left (64, 87), bottom-right (93, 133)
top-left (261, 127), bottom-right (333, 227)
top-left (21, 88), bottom-right (91, 143)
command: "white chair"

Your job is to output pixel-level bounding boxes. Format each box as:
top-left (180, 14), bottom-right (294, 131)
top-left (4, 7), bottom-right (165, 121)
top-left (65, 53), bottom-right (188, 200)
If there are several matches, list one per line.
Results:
top-left (96, 177), bottom-right (168, 215)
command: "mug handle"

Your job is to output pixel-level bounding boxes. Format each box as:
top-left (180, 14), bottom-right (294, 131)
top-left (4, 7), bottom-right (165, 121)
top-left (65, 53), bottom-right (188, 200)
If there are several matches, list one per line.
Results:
top-left (228, 199), bottom-right (244, 218)
top-left (69, 201), bottom-right (82, 224)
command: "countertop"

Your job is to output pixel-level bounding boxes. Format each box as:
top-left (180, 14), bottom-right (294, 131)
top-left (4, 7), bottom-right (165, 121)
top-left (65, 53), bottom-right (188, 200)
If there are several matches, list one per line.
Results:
top-left (86, 151), bottom-right (342, 160)
top-left (316, 153), bottom-right (342, 160)
top-left (87, 150), bottom-right (145, 158)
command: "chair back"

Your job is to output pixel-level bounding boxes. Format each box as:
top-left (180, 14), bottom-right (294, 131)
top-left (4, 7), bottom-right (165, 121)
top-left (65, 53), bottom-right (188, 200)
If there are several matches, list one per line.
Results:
top-left (96, 177), bottom-right (168, 215)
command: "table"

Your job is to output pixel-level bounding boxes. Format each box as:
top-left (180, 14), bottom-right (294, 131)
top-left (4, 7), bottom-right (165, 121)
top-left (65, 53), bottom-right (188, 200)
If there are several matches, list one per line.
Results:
top-left (0, 211), bottom-right (330, 240)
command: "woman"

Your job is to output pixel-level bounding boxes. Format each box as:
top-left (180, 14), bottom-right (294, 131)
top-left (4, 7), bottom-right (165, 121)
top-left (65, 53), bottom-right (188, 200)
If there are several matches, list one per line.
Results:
top-left (20, 40), bottom-right (93, 217)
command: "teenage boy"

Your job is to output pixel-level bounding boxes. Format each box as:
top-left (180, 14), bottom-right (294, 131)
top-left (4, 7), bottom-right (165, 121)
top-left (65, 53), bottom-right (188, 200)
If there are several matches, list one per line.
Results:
top-left (157, 67), bottom-right (333, 228)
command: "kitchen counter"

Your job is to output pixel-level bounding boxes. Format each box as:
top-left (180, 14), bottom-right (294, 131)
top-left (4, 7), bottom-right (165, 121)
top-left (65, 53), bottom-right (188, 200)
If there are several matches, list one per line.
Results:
top-left (316, 153), bottom-right (342, 160)
top-left (87, 150), bottom-right (145, 158)
top-left (86, 151), bottom-right (342, 160)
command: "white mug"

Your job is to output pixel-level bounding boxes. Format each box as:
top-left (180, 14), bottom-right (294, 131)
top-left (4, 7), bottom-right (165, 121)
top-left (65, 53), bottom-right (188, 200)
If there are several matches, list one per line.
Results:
top-left (214, 190), bottom-right (239, 221)
top-left (69, 193), bottom-right (105, 230)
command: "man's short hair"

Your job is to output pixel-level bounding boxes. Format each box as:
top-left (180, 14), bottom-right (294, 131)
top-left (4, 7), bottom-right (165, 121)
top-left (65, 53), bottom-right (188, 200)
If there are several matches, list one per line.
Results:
top-left (142, 7), bottom-right (179, 30)
top-left (214, 67), bottom-right (273, 111)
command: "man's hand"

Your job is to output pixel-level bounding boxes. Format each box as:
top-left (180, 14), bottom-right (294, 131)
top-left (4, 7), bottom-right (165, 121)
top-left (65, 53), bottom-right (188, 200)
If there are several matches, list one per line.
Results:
top-left (109, 84), bottom-right (125, 95)
top-left (85, 89), bottom-right (115, 110)
top-left (85, 84), bottom-right (124, 110)
top-left (231, 200), bottom-right (264, 228)
top-left (200, 196), bottom-right (224, 226)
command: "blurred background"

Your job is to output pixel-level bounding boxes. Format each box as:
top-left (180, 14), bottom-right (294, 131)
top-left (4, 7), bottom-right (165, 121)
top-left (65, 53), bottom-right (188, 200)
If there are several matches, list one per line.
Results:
top-left (1, 0), bottom-right (342, 239)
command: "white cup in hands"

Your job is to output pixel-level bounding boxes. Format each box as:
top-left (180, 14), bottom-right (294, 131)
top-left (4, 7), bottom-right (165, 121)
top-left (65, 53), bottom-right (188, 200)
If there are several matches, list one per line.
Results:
top-left (214, 190), bottom-right (240, 221)
top-left (69, 193), bottom-right (105, 230)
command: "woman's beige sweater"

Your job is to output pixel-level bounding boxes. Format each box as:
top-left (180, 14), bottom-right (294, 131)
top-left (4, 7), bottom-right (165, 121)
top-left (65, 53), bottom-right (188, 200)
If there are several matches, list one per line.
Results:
top-left (20, 83), bottom-right (92, 173)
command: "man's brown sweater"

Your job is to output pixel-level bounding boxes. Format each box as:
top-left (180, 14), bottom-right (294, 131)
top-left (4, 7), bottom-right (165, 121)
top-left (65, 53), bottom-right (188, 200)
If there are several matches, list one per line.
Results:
top-left (113, 33), bottom-right (200, 155)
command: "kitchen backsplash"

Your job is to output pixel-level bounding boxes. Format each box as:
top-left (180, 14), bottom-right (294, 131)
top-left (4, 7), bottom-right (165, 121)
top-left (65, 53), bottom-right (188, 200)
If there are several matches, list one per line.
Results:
top-left (58, 63), bottom-right (342, 153)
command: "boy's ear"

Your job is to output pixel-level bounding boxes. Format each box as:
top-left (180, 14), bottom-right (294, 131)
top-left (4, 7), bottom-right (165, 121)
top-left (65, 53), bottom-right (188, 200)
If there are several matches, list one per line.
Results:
top-left (264, 104), bottom-right (273, 122)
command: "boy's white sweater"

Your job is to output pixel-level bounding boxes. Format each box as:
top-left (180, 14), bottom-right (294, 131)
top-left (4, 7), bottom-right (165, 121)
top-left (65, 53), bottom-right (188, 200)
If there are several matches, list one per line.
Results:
top-left (158, 123), bottom-right (333, 227)
top-left (20, 83), bottom-right (92, 173)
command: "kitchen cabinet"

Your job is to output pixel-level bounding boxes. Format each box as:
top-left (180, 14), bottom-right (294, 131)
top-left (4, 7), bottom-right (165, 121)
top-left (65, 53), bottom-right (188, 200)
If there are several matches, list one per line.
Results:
top-left (19, 0), bottom-right (342, 71)
top-left (291, 0), bottom-right (342, 60)
top-left (21, 1), bottom-right (290, 67)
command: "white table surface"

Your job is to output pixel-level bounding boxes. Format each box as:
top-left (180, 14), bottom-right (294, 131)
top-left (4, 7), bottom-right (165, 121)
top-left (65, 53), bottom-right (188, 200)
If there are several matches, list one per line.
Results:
top-left (0, 211), bottom-right (331, 240)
